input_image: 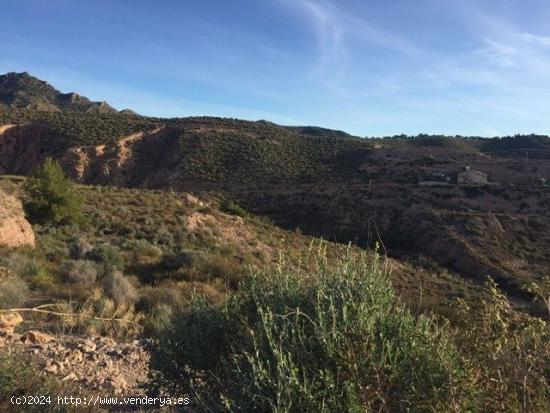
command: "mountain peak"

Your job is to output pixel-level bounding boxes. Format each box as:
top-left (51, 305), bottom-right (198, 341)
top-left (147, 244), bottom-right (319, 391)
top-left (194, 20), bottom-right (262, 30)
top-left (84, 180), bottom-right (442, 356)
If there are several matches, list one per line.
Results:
top-left (0, 72), bottom-right (118, 114)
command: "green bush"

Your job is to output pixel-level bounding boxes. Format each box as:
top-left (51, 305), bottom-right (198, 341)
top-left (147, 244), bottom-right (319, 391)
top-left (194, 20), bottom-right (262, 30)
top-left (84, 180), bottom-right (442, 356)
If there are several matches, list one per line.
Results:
top-left (150, 250), bottom-right (467, 412)
top-left (23, 157), bottom-right (83, 225)
top-left (157, 251), bottom-right (196, 272)
top-left (199, 254), bottom-right (243, 288)
top-left (220, 199), bottom-right (248, 218)
top-left (38, 233), bottom-right (70, 261)
top-left (126, 239), bottom-right (163, 266)
top-left (86, 244), bottom-right (124, 276)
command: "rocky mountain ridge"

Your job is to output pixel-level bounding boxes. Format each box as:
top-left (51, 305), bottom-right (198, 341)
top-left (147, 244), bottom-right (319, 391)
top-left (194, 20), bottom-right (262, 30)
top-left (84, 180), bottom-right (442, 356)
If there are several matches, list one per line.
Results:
top-left (0, 72), bottom-right (124, 114)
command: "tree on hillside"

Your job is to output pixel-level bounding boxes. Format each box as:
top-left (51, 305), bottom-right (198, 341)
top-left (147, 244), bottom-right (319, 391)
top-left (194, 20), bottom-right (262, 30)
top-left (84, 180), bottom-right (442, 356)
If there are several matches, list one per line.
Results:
top-left (24, 157), bottom-right (83, 225)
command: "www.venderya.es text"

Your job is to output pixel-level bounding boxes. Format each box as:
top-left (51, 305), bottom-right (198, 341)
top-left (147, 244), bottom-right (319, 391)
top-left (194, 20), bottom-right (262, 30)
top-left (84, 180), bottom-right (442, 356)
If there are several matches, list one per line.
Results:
top-left (11, 395), bottom-right (190, 408)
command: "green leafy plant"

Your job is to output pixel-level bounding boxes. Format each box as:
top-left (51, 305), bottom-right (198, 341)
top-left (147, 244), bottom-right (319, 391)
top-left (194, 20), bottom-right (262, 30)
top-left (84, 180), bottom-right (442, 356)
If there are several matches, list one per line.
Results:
top-left (220, 199), bottom-right (248, 218)
top-left (150, 250), bottom-right (467, 412)
top-left (23, 157), bottom-right (83, 225)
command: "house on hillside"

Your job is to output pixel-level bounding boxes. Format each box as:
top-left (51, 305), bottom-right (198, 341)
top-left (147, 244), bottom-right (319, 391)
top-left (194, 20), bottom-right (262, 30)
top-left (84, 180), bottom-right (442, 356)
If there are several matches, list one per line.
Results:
top-left (457, 166), bottom-right (488, 185)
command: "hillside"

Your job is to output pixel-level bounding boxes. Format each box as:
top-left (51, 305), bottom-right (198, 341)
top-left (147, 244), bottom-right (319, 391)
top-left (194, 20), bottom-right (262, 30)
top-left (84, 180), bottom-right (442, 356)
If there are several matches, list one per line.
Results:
top-left (0, 176), bottom-right (479, 310)
top-left (0, 109), bottom-right (372, 183)
top-left (1, 73), bottom-right (550, 305)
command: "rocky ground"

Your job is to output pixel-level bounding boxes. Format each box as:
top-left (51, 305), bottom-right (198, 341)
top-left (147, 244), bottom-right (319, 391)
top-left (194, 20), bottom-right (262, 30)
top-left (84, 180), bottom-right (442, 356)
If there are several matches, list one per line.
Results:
top-left (0, 314), bottom-right (150, 396)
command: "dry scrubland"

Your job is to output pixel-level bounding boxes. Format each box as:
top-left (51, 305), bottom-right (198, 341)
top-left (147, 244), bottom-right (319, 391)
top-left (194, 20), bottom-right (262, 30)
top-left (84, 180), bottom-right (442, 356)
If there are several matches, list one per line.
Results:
top-left (0, 175), bottom-right (548, 412)
top-left (0, 74), bottom-right (549, 411)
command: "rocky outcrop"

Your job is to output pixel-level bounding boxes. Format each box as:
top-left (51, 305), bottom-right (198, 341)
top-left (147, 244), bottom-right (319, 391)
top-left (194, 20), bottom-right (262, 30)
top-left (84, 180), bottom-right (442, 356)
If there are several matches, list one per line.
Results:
top-left (20, 330), bottom-right (55, 345)
top-left (60, 126), bottom-right (168, 186)
top-left (0, 190), bottom-right (35, 248)
top-left (0, 123), bottom-right (48, 175)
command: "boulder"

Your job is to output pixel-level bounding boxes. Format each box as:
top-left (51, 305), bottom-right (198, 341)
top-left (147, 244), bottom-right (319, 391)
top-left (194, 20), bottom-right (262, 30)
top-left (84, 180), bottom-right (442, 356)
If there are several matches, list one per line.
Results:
top-left (20, 330), bottom-right (54, 345)
top-left (0, 312), bottom-right (23, 335)
top-left (0, 190), bottom-right (35, 248)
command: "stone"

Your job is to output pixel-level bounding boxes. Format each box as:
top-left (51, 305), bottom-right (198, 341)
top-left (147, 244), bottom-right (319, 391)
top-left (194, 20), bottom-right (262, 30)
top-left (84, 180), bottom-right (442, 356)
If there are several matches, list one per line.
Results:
top-left (44, 360), bottom-right (62, 374)
top-left (65, 349), bottom-right (83, 364)
top-left (79, 339), bottom-right (96, 353)
top-left (61, 372), bottom-right (78, 382)
top-left (106, 376), bottom-right (127, 395)
top-left (20, 330), bottom-right (55, 345)
top-left (95, 336), bottom-right (117, 352)
top-left (0, 312), bottom-right (23, 335)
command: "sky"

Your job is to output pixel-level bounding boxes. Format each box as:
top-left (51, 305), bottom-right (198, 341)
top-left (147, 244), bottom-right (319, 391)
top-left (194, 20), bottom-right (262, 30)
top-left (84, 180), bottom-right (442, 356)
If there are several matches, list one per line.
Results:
top-left (1, 0), bottom-right (550, 137)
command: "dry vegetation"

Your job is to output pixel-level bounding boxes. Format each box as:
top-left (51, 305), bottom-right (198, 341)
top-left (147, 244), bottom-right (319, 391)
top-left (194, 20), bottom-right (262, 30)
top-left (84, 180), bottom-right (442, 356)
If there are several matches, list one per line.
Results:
top-left (0, 172), bottom-right (548, 411)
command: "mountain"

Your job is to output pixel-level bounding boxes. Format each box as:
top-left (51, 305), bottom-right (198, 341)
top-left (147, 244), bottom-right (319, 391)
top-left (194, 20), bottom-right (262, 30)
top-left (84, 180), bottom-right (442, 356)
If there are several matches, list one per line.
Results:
top-left (0, 72), bottom-right (117, 113)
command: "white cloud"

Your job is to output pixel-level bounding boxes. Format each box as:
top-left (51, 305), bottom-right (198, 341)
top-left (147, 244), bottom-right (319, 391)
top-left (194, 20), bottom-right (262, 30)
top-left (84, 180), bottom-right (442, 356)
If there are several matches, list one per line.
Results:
top-left (277, 0), bottom-right (421, 71)
top-left (521, 32), bottom-right (550, 48)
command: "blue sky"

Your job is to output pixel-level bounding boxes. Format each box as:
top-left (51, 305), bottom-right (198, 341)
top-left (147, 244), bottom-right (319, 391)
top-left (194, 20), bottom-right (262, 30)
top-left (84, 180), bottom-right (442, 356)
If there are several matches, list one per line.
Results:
top-left (1, 0), bottom-right (550, 137)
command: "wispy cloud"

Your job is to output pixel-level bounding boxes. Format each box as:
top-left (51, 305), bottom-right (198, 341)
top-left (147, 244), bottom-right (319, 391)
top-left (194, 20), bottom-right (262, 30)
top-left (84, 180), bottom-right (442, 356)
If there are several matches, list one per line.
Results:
top-left (521, 32), bottom-right (550, 48)
top-left (277, 0), bottom-right (420, 75)
top-left (276, 0), bottom-right (347, 78)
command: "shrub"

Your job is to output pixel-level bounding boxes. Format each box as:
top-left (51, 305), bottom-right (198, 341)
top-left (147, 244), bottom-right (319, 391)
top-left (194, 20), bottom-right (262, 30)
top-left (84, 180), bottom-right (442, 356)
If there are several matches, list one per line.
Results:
top-left (452, 278), bottom-right (550, 412)
top-left (0, 252), bottom-right (37, 278)
top-left (200, 255), bottom-right (243, 288)
top-left (68, 237), bottom-right (93, 259)
top-left (157, 251), bottom-right (196, 272)
top-left (126, 239), bottom-right (163, 266)
top-left (150, 250), bottom-right (467, 412)
top-left (142, 303), bottom-right (174, 337)
top-left (59, 260), bottom-right (97, 284)
top-left (86, 244), bottom-right (124, 275)
top-left (138, 281), bottom-right (224, 336)
top-left (103, 271), bottom-right (137, 306)
top-left (23, 157), bottom-right (83, 225)
top-left (137, 283), bottom-right (184, 313)
top-left (220, 199), bottom-right (248, 218)
top-left (39, 233), bottom-right (69, 261)
top-left (30, 267), bottom-right (57, 290)
top-left (0, 270), bottom-right (29, 308)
